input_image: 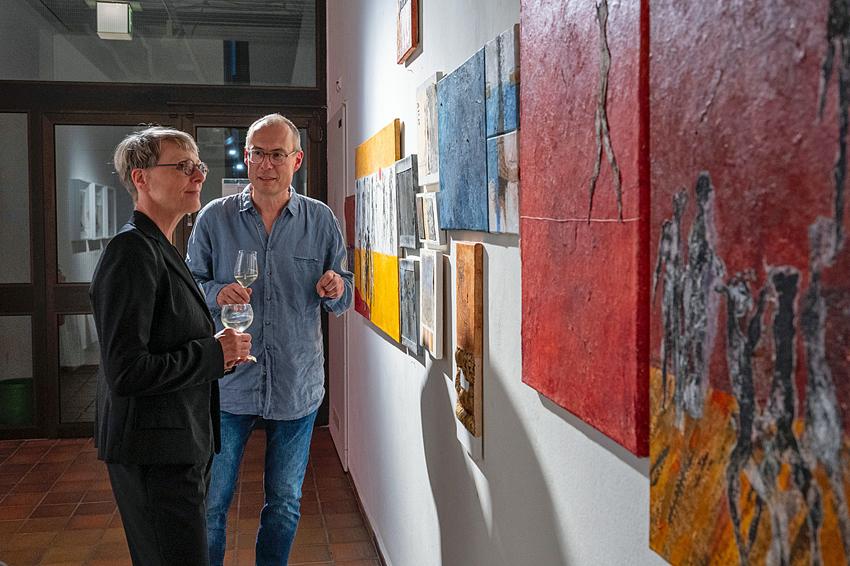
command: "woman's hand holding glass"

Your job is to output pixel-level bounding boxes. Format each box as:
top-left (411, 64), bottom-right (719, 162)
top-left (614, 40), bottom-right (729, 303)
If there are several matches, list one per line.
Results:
top-left (215, 327), bottom-right (252, 370)
top-left (220, 304), bottom-right (256, 363)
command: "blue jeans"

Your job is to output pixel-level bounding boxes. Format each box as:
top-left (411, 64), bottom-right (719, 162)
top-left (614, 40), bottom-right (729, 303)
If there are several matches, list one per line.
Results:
top-left (206, 410), bottom-right (317, 566)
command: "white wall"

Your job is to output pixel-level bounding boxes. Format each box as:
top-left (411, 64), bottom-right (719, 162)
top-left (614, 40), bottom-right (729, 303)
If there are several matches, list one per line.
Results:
top-left (326, 1), bottom-right (667, 565)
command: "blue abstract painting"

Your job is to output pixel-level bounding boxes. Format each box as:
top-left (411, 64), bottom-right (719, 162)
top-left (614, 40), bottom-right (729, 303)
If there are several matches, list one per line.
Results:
top-left (437, 48), bottom-right (488, 232)
top-left (485, 24), bottom-right (520, 138)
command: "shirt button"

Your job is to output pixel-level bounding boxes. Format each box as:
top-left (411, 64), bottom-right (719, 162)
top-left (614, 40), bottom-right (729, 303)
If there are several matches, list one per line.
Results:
top-left (266, 296), bottom-right (271, 301)
top-left (265, 321), bottom-right (270, 326)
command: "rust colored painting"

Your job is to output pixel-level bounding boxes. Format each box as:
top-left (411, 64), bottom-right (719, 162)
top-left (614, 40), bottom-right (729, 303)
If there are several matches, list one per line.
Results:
top-left (650, 2), bottom-right (850, 564)
top-left (519, 0), bottom-right (649, 455)
top-left (455, 242), bottom-right (484, 437)
top-left (396, 0), bottom-right (418, 64)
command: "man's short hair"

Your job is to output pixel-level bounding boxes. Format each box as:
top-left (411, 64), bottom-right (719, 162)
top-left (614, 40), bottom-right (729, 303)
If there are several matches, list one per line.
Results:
top-left (245, 114), bottom-right (302, 152)
top-left (113, 126), bottom-right (198, 200)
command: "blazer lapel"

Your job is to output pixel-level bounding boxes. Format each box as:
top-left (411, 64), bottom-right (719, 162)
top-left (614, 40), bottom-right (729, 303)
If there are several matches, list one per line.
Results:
top-left (130, 211), bottom-right (213, 324)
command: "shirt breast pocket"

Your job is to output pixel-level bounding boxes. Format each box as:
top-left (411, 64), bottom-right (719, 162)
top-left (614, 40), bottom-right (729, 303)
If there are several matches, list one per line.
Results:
top-left (291, 256), bottom-right (322, 313)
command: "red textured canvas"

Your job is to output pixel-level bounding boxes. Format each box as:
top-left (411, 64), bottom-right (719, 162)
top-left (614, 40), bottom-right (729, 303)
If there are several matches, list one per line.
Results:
top-left (519, 0), bottom-right (649, 455)
top-left (649, 2), bottom-right (850, 563)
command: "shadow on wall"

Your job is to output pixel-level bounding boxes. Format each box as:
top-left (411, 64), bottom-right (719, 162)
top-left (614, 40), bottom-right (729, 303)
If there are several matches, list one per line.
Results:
top-left (420, 367), bottom-right (569, 565)
top-left (539, 395), bottom-right (649, 478)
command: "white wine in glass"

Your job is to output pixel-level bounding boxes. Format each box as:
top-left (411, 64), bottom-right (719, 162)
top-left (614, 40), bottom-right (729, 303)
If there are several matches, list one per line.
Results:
top-left (234, 250), bottom-right (258, 288)
top-left (221, 304), bottom-right (257, 363)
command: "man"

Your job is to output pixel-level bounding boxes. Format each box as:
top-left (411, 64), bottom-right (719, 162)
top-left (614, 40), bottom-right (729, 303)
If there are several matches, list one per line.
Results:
top-left (186, 114), bottom-right (353, 565)
top-left (91, 127), bottom-right (251, 565)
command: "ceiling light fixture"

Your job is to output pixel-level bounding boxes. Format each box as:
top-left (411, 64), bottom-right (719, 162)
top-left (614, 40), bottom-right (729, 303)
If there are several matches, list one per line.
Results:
top-left (97, 2), bottom-right (133, 41)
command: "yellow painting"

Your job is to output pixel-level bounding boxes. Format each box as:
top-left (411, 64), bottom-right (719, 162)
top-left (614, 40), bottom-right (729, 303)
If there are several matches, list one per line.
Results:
top-left (354, 119), bottom-right (402, 342)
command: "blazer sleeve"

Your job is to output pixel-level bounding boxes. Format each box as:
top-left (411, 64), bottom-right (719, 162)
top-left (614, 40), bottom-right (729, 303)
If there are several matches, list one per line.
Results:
top-left (91, 231), bottom-right (224, 397)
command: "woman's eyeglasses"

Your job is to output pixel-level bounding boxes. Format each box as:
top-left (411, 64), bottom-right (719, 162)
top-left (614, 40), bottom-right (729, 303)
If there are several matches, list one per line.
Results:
top-left (151, 159), bottom-right (209, 177)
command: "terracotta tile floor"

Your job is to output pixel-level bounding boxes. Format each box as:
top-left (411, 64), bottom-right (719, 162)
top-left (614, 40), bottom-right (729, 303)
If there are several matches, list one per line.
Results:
top-left (0, 427), bottom-right (380, 566)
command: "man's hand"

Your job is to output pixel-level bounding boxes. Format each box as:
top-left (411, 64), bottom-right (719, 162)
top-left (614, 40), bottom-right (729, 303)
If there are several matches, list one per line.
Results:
top-left (215, 328), bottom-right (252, 370)
top-left (217, 283), bottom-right (252, 306)
top-left (316, 270), bottom-right (344, 299)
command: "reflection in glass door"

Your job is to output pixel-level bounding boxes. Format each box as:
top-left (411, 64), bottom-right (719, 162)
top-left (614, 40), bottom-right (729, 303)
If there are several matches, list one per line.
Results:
top-left (53, 123), bottom-right (159, 426)
top-left (0, 113), bottom-right (36, 433)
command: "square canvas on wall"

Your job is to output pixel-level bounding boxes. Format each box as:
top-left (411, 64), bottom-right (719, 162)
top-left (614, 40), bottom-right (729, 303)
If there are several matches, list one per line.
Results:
top-left (437, 48), bottom-right (489, 231)
top-left (399, 256), bottom-right (421, 355)
top-left (519, 0), bottom-right (648, 456)
top-left (420, 248), bottom-right (443, 359)
top-left (396, 0), bottom-right (418, 64)
top-left (395, 155), bottom-right (419, 249)
top-left (486, 130), bottom-right (519, 234)
top-left (354, 119), bottom-right (402, 343)
top-left (485, 24), bottom-right (520, 138)
top-left (416, 72), bottom-right (443, 187)
top-left (454, 242), bottom-right (484, 437)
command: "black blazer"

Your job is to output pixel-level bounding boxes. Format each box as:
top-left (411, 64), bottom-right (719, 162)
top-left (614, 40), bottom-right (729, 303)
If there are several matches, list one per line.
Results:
top-left (90, 211), bottom-right (224, 465)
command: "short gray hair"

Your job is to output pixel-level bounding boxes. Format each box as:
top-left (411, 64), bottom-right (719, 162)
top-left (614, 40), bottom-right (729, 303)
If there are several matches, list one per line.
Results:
top-left (113, 126), bottom-right (199, 200)
top-left (246, 114), bottom-right (302, 152)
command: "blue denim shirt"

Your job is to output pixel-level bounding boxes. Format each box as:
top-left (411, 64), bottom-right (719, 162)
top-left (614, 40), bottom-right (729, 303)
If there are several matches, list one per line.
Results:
top-left (186, 186), bottom-right (353, 420)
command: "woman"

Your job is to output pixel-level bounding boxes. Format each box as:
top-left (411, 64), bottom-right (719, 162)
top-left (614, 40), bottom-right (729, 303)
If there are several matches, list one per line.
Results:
top-left (89, 126), bottom-right (252, 566)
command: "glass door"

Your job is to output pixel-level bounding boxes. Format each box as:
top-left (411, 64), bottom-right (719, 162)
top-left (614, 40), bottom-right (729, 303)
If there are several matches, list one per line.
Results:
top-left (46, 113), bottom-right (177, 437)
top-left (0, 109), bottom-right (327, 439)
top-left (0, 113), bottom-right (37, 437)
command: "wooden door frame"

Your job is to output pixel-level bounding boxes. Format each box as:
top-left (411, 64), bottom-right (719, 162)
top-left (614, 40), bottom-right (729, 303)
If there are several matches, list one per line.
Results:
top-left (0, 97), bottom-right (327, 441)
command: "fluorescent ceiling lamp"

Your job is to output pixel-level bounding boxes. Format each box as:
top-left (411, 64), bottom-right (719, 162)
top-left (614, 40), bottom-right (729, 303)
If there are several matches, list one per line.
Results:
top-left (97, 2), bottom-right (133, 41)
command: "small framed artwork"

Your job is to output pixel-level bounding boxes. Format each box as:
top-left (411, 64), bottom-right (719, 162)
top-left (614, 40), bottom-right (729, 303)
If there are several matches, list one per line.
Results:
top-left (397, 0), bottom-right (419, 64)
top-left (416, 72), bottom-right (443, 187)
top-left (420, 249), bottom-right (443, 359)
top-left (399, 256), bottom-right (421, 355)
top-left (395, 155), bottom-right (419, 249)
top-left (415, 192), bottom-right (446, 249)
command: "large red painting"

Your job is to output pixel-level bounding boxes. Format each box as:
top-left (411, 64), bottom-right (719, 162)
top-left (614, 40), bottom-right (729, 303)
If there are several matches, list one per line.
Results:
top-left (519, 0), bottom-right (649, 455)
top-left (649, 1), bottom-right (850, 563)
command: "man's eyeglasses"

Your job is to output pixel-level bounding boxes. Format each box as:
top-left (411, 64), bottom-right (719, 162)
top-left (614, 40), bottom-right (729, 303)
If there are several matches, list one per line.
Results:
top-left (151, 159), bottom-right (209, 177)
top-left (246, 148), bottom-right (300, 166)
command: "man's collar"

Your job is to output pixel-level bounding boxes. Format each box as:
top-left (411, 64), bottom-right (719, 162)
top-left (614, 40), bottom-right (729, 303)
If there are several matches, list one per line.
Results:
top-left (240, 185), bottom-right (301, 217)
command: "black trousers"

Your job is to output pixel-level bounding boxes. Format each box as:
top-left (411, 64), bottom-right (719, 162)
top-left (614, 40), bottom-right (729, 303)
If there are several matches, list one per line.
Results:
top-left (107, 457), bottom-right (213, 566)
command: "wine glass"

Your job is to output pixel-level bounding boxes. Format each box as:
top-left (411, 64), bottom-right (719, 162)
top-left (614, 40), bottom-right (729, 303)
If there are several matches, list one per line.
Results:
top-left (221, 304), bottom-right (257, 363)
top-left (234, 250), bottom-right (258, 289)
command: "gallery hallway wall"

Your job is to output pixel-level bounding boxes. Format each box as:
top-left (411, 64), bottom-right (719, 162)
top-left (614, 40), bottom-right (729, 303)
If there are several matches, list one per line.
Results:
top-left (326, 1), bottom-right (664, 565)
